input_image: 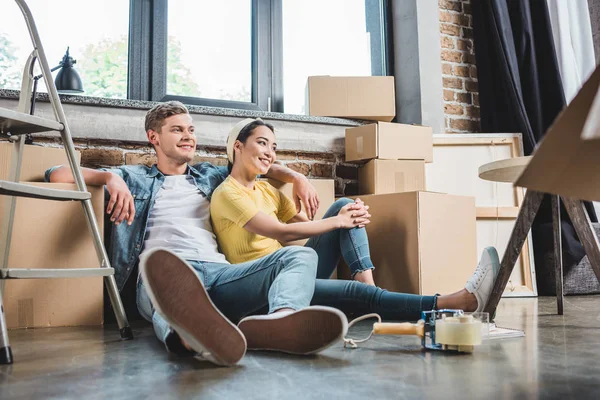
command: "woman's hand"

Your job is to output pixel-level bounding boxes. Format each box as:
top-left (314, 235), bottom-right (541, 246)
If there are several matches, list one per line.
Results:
top-left (292, 174), bottom-right (320, 220)
top-left (336, 203), bottom-right (371, 229)
top-left (105, 174), bottom-right (135, 226)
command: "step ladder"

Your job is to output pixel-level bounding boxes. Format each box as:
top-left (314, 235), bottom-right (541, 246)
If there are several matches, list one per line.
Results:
top-left (0, 0), bottom-right (133, 365)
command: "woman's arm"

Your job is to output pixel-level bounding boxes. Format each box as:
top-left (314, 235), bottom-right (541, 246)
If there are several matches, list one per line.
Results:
top-left (244, 203), bottom-right (370, 243)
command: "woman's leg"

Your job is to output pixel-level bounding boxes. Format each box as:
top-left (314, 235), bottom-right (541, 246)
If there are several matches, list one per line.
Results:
top-left (305, 198), bottom-right (376, 284)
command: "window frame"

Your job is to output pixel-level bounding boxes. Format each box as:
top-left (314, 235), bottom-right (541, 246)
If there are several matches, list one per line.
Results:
top-left (127, 0), bottom-right (392, 113)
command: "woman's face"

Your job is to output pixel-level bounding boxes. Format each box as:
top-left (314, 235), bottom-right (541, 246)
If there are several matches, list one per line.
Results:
top-left (235, 125), bottom-right (277, 176)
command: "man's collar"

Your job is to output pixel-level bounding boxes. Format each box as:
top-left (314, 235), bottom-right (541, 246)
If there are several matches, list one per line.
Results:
top-left (149, 164), bottom-right (201, 178)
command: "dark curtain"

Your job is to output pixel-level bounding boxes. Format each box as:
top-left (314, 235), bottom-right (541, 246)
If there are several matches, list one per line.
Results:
top-left (471, 0), bottom-right (598, 293)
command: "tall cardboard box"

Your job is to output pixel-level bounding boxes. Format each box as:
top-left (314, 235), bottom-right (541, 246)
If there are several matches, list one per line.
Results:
top-left (0, 183), bottom-right (104, 329)
top-left (338, 192), bottom-right (477, 295)
top-left (0, 143), bottom-right (80, 182)
top-left (345, 122), bottom-right (433, 163)
top-left (358, 159), bottom-right (426, 195)
top-left (306, 76), bottom-right (395, 122)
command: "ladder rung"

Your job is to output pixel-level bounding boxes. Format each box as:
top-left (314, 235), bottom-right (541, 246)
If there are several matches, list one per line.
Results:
top-left (0, 181), bottom-right (91, 201)
top-left (0, 108), bottom-right (63, 135)
top-left (0, 268), bottom-right (114, 279)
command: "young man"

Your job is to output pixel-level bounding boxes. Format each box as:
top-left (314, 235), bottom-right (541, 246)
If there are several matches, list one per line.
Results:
top-left (47, 101), bottom-right (351, 366)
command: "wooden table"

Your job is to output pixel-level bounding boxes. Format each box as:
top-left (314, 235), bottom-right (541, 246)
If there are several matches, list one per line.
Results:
top-left (479, 157), bottom-right (600, 317)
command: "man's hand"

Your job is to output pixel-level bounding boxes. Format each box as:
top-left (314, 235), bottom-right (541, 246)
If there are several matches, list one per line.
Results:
top-left (105, 174), bottom-right (135, 226)
top-left (292, 174), bottom-right (320, 220)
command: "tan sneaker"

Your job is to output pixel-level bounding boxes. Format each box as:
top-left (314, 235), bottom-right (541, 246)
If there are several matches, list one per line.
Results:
top-left (140, 248), bottom-right (246, 366)
top-left (237, 306), bottom-right (348, 355)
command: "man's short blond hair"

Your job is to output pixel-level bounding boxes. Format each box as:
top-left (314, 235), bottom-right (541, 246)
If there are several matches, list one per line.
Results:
top-left (144, 101), bottom-right (189, 132)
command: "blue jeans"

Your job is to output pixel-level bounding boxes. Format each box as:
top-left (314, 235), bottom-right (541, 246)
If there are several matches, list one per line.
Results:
top-left (306, 198), bottom-right (437, 321)
top-left (137, 246), bottom-right (318, 354)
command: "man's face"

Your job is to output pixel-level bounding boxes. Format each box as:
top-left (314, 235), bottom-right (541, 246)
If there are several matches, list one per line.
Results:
top-left (147, 113), bottom-right (196, 165)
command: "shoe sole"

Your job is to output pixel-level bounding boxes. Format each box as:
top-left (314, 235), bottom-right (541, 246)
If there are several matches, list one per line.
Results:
top-left (238, 307), bottom-right (347, 355)
top-left (483, 246), bottom-right (501, 320)
top-left (141, 249), bottom-right (246, 366)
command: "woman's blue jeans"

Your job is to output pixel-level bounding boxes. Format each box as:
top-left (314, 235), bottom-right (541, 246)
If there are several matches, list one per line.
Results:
top-left (305, 198), bottom-right (437, 320)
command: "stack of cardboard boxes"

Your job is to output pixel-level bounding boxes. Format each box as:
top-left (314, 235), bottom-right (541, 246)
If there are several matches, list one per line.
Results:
top-left (307, 76), bottom-right (478, 295)
top-left (0, 144), bottom-right (104, 329)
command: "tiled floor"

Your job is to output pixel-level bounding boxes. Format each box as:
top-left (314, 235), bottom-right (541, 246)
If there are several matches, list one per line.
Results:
top-left (1, 296), bottom-right (600, 399)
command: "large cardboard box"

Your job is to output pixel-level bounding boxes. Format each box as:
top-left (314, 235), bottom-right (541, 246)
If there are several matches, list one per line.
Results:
top-left (0, 143), bottom-right (80, 182)
top-left (516, 64), bottom-right (600, 201)
top-left (338, 192), bottom-right (477, 295)
top-left (0, 183), bottom-right (104, 329)
top-left (358, 159), bottom-right (426, 195)
top-left (306, 76), bottom-right (395, 122)
top-left (345, 122), bottom-right (433, 163)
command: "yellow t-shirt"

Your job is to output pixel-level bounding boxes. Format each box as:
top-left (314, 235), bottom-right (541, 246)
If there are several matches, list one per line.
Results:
top-left (210, 176), bottom-right (298, 264)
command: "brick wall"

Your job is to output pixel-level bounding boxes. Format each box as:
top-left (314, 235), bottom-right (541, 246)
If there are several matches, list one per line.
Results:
top-left (439, 0), bottom-right (481, 133)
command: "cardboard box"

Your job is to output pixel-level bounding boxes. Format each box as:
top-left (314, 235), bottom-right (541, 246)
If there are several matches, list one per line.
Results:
top-left (0, 183), bottom-right (104, 329)
top-left (337, 192), bottom-right (477, 295)
top-left (306, 76), bottom-right (395, 122)
top-left (516, 64), bottom-right (600, 201)
top-left (358, 159), bottom-right (426, 195)
top-left (345, 122), bottom-right (433, 163)
top-left (0, 143), bottom-right (80, 182)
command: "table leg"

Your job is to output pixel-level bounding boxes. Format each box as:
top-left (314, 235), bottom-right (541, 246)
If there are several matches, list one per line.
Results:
top-left (552, 195), bottom-right (563, 315)
top-left (562, 197), bottom-right (600, 284)
top-left (483, 190), bottom-right (545, 319)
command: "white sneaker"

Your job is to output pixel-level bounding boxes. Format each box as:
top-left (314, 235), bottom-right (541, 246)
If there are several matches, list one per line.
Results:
top-left (237, 306), bottom-right (348, 355)
top-left (465, 247), bottom-right (501, 312)
top-left (140, 248), bottom-right (247, 367)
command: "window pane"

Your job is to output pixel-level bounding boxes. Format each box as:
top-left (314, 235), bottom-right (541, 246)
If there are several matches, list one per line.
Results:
top-left (282, 0), bottom-right (385, 114)
top-left (0, 0), bottom-right (129, 98)
top-left (167, 0), bottom-right (252, 102)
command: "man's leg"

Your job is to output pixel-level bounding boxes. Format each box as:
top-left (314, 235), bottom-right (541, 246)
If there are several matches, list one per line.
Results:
top-left (205, 246), bottom-right (348, 355)
top-left (305, 198), bottom-right (376, 285)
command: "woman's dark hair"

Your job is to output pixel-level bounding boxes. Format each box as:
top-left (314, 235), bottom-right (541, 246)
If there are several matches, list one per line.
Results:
top-left (228, 119), bottom-right (275, 173)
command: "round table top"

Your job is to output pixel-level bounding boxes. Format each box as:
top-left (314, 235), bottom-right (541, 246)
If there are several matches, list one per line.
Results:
top-left (478, 156), bottom-right (532, 183)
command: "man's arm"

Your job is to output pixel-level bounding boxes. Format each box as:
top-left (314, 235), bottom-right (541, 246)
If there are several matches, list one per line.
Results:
top-left (49, 166), bottom-right (135, 226)
top-left (264, 163), bottom-right (320, 220)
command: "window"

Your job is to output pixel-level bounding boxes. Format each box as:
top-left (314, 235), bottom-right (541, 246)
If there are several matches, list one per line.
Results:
top-left (1, 0), bottom-right (390, 114)
top-left (0, 0), bottom-right (129, 98)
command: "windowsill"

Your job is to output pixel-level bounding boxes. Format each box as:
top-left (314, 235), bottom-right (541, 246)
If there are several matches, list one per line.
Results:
top-left (0, 89), bottom-right (362, 127)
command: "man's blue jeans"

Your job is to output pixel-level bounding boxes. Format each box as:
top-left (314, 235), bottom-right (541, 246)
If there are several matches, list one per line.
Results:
top-left (306, 198), bottom-right (437, 320)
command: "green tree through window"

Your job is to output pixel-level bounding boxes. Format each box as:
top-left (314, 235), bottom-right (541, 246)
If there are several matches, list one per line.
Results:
top-left (0, 34), bottom-right (22, 89)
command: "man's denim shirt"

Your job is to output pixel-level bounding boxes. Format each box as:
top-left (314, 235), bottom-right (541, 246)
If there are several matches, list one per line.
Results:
top-left (45, 163), bottom-right (227, 292)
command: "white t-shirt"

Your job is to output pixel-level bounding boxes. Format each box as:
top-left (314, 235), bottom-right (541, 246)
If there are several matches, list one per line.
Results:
top-left (141, 175), bottom-right (228, 264)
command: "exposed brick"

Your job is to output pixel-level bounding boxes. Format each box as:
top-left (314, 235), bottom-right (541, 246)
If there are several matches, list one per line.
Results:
top-left (118, 143), bottom-right (151, 150)
top-left (192, 155), bottom-right (228, 166)
top-left (311, 163), bottom-right (333, 178)
top-left (125, 152), bottom-right (156, 167)
top-left (462, 27), bottom-right (473, 39)
top-left (462, 52), bottom-right (476, 64)
top-left (444, 89), bottom-right (456, 102)
top-left (465, 80), bottom-right (479, 92)
top-left (454, 66), bottom-right (470, 77)
top-left (344, 181), bottom-right (359, 196)
top-left (286, 162), bottom-right (310, 176)
top-left (441, 50), bottom-right (462, 63)
top-left (449, 118), bottom-right (479, 132)
top-left (457, 39), bottom-right (473, 52)
top-left (463, 2), bottom-right (472, 14)
top-left (81, 148), bottom-right (124, 167)
top-left (440, 23), bottom-right (461, 36)
top-left (440, 36), bottom-right (455, 49)
top-left (439, 10), bottom-right (454, 23)
top-left (439, 0), bottom-right (462, 12)
top-left (275, 151), bottom-right (297, 161)
top-left (473, 93), bottom-right (480, 106)
top-left (336, 164), bottom-right (359, 180)
top-left (466, 106), bottom-right (480, 119)
top-left (456, 92), bottom-right (472, 104)
top-left (444, 104), bottom-right (464, 115)
top-left (298, 152), bottom-right (336, 163)
top-left (199, 146), bottom-right (227, 156)
top-left (443, 77), bottom-right (463, 90)
top-left (470, 65), bottom-right (478, 78)
top-left (442, 63), bottom-right (453, 75)
top-left (335, 178), bottom-right (345, 197)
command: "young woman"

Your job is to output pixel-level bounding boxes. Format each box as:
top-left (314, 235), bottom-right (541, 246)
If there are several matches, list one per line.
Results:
top-left (210, 118), bottom-right (500, 321)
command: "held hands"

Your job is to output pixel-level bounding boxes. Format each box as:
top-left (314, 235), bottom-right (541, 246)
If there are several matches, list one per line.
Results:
top-left (106, 174), bottom-right (135, 226)
top-left (292, 175), bottom-right (320, 220)
top-left (337, 198), bottom-right (371, 229)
